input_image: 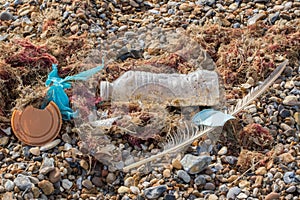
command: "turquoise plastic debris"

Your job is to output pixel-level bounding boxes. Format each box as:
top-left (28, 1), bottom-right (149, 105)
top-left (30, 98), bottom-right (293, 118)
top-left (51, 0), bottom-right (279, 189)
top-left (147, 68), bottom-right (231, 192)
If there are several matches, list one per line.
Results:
top-left (192, 109), bottom-right (235, 127)
top-left (43, 60), bottom-right (104, 120)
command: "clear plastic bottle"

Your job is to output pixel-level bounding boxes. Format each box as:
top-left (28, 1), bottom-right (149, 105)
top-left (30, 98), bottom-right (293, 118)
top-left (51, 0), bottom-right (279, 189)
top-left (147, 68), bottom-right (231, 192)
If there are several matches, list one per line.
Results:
top-left (100, 69), bottom-right (220, 107)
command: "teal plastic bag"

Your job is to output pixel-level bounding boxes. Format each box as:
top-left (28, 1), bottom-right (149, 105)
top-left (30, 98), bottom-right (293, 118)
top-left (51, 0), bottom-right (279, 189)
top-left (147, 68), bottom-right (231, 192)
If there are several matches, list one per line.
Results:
top-left (43, 61), bottom-right (104, 120)
top-left (192, 109), bottom-right (235, 127)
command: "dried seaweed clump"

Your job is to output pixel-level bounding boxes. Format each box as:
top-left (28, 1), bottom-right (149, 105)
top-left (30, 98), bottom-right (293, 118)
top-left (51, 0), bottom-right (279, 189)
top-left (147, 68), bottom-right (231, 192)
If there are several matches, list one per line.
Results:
top-left (188, 20), bottom-right (300, 91)
top-left (238, 123), bottom-right (273, 151)
top-left (237, 149), bottom-right (265, 172)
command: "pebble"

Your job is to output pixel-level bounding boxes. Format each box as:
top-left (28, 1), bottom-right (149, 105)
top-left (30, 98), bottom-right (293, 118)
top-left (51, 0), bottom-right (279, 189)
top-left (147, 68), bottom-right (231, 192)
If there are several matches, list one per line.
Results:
top-left (279, 152), bottom-right (295, 163)
top-left (106, 172), bottom-right (116, 184)
top-left (195, 175), bottom-right (206, 185)
top-left (130, 186), bottom-right (140, 194)
top-left (144, 185), bottom-right (167, 199)
top-left (255, 167), bottom-right (267, 175)
top-left (180, 154), bottom-right (212, 174)
top-left (164, 194), bottom-right (176, 200)
top-left (294, 112), bottom-right (300, 125)
top-left (218, 146), bottom-right (228, 155)
top-left (227, 186), bottom-right (241, 200)
top-left (163, 169), bottom-right (171, 178)
top-left (248, 13), bottom-right (267, 25)
top-left (82, 179), bottom-right (93, 190)
top-left (40, 139), bottom-right (61, 151)
top-left (0, 136), bottom-right (9, 146)
top-left (286, 185), bottom-right (296, 193)
top-left (62, 179), bottom-right (73, 190)
top-left (208, 194), bottom-right (218, 200)
top-left (29, 147), bottom-right (40, 156)
top-left (0, 11), bottom-right (13, 21)
top-left (14, 175), bottom-right (33, 191)
top-left (40, 157), bottom-right (55, 175)
top-left (236, 192), bottom-right (248, 199)
top-left (283, 95), bottom-right (299, 106)
top-left (204, 182), bottom-right (215, 190)
top-left (79, 159), bottom-right (89, 171)
top-left (172, 159), bottom-right (182, 169)
top-left (177, 170), bottom-right (191, 183)
top-left (4, 180), bottom-right (14, 191)
top-left (283, 171), bottom-right (295, 184)
top-left (124, 177), bottom-right (134, 187)
top-left (265, 192), bottom-right (280, 200)
top-left (38, 180), bottom-right (54, 195)
top-left (179, 3), bottom-right (194, 12)
top-left (49, 168), bottom-right (61, 183)
top-left (118, 186), bottom-right (130, 194)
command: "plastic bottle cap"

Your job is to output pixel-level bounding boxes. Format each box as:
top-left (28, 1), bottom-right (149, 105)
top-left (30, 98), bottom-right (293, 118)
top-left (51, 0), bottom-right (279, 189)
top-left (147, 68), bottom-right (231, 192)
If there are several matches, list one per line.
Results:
top-left (11, 101), bottom-right (62, 146)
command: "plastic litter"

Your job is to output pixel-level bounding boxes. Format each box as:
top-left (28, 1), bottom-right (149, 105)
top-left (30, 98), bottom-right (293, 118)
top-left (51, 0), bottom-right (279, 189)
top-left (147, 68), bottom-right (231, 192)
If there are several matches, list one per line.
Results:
top-left (11, 101), bottom-right (62, 146)
top-left (43, 61), bottom-right (104, 120)
top-left (192, 109), bottom-right (235, 127)
top-left (100, 69), bottom-right (220, 107)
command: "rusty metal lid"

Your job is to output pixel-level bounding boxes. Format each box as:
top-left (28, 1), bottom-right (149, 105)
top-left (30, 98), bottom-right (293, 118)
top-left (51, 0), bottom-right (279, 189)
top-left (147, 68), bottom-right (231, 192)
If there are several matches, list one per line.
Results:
top-left (11, 101), bottom-right (62, 146)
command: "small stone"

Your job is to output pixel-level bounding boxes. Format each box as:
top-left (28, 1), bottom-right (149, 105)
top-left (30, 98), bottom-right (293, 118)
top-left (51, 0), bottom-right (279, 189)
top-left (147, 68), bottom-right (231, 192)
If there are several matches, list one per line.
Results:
top-left (118, 25), bottom-right (128, 31)
top-left (179, 3), bottom-right (194, 12)
top-left (164, 194), bottom-right (176, 200)
top-left (181, 154), bottom-right (212, 174)
top-left (0, 136), bottom-right (9, 146)
top-left (124, 177), bottom-right (134, 187)
top-left (294, 112), bottom-right (300, 125)
top-left (255, 167), bottom-right (267, 175)
top-left (172, 159), bottom-right (182, 170)
top-left (38, 180), bottom-right (54, 195)
top-left (265, 192), bottom-right (280, 200)
top-left (91, 176), bottom-right (103, 187)
top-left (194, 175), bottom-right (206, 186)
top-left (248, 13), bottom-right (267, 25)
top-left (106, 173), bottom-right (116, 184)
top-left (61, 133), bottom-right (72, 143)
top-left (163, 169), bottom-right (171, 178)
top-left (81, 24), bottom-right (89, 30)
top-left (29, 147), bottom-right (40, 156)
top-left (286, 185), bottom-right (296, 193)
top-left (204, 182), bottom-right (215, 190)
top-left (227, 186), bottom-right (241, 200)
top-left (283, 95), bottom-right (299, 106)
top-left (49, 168), bottom-right (61, 183)
top-left (144, 185), bottom-right (167, 199)
top-left (283, 172), bottom-right (295, 184)
top-left (177, 170), bottom-right (191, 183)
top-left (218, 146), bottom-right (228, 155)
top-left (237, 193), bottom-right (248, 199)
top-left (70, 24), bottom-right (79, 32)
top-left (279, 152), bottom-right (295, 163)
top-left (80, 159), bottom-right (89, 171)
top-left (14, 175), bottom-right (33, 191)
top-left (40, 139), bottom-right (61, 151)
top-left (279, 109), bottom-right (291, 118)
top-left (4, 180), bottom-right (15, 191)
top-left (130, 186), bottom-right (140, 194)
top-left (239, 180), bottom-right (250, 189)
top-left (82, 179), bottom-right (93, 190)
top-left (62, 179), bottom-right (73, 190)
top-left (228, 3), bottom-right (239, 10)
top-left (40, 157), bottom-right (55, 175)
top-left (31, 186), bottom-right (40, 198)
top-left (0, 11), bottom-right (13, 21)
top-left (208, 194), bottom-right (218, 200)
top-left (118, 186), bottom-right (130, 194)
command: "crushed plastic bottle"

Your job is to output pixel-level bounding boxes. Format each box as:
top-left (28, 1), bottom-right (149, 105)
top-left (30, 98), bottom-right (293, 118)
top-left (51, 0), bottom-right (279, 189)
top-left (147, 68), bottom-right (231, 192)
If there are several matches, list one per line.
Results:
top-left (100, 69), bottom-right (220, 107)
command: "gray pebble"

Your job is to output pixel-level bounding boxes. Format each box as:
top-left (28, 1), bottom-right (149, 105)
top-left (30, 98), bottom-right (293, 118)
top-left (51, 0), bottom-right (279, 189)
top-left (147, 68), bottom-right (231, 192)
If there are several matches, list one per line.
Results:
top-left (204, 182), bottom-right (215, 190)
top-left (286, 185), bottom-right (296, 193)
top-left (62, 179), bottom-right (73, 190)
top-left (177, 170), bottom-right (191, 183)
top-left (4, 180), bottom-right (15, 191)
top-left (40, 156), bottom-right (55, 175)
top-left (180, 154), bottom-right (212, 174)
top-left (40, 139), bottom-right (61, 151)
top-left (195, 175), bottom-right (206, 186)
top-left (227, 186), bottom-right (241, 200)
top-left (0, 11), bottom-right (13, 21)
top-left (144, 185), bottom-right (167, 199)
top-left (14, 175), bottom-right (33, 191)
top-left (283, 172), bottom-right (295, 184)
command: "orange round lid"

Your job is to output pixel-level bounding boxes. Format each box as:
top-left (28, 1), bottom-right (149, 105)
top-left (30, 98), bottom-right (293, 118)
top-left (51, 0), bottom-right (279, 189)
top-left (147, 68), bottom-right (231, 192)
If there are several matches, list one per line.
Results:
top-left (11, 101), bottom-right (62, 146)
